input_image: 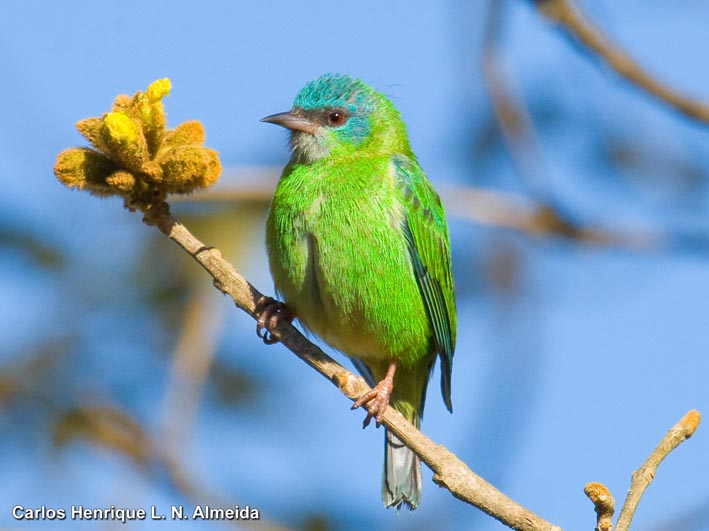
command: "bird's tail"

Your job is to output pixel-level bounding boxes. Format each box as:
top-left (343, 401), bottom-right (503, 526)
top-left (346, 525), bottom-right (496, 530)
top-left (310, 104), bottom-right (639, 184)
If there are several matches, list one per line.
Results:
top-left (382, 414), bottom-right (421, 511)
top-left (353, 357), bottom-right (427, 510)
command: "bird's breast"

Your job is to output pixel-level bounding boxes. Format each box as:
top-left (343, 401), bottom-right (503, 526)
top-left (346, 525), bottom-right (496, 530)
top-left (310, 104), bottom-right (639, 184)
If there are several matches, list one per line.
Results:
top-left (267, 160), bottom-right (431, 364)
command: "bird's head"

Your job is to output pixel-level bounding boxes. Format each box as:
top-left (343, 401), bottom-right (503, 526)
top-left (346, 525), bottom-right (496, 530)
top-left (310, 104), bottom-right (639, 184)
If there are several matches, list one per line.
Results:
top-left (262, 74), bottom-right (412, 164)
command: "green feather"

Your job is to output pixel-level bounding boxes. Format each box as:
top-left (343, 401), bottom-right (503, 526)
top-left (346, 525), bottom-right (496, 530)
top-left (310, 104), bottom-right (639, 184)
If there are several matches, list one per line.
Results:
top-left (392, 154), bottom-right (456, 412)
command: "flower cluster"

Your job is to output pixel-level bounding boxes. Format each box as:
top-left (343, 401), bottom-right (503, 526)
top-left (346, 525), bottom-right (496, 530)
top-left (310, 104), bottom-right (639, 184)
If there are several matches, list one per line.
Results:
top-left (54, 79), bottom-right (221, 208)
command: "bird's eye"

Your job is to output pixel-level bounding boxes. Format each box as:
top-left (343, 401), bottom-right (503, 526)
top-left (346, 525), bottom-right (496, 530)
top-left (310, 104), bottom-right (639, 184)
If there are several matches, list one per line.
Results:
top-left (327, 112), bottom-right (345, 126)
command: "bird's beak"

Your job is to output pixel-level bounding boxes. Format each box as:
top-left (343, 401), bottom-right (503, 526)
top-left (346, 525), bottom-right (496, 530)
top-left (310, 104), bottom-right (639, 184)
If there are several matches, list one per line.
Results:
top-left (261, 110), bottom-right (319, 135)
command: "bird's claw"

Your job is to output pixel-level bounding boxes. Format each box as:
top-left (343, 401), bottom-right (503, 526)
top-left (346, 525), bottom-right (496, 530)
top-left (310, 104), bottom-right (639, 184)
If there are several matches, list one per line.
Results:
top-left (255, 296), bottom-right (293, 345)
top-left (352, 378), bottom-right (394, 428)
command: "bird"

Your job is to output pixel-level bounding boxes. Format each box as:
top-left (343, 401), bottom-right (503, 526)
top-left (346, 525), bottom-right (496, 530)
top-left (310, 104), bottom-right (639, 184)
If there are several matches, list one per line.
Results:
top-left (259, 73), bottom-right (456, 510)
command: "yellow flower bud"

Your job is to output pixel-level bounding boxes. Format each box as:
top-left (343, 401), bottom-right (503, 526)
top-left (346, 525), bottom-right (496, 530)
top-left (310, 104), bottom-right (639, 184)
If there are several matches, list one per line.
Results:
top-left (104, 112), bottom-right (139, 144)
top-left (111, 94), bottom-right (133, 113)
top-left (158, 121), bottom-right (206, 158)
top-left (54, 148), bottom-right (117, 196)
top-left (76, 117), bottom-right (109, 153)
top-left (102, 112), bottom-right (149, 172)
top-left (105, 170), bottom-right (137, 192)
top-left (134, 78), bottom-right (171, 156)
top-left (160, 146), bottom-right (221, 193)
top-left (146, 78), bottom-right (171, 102)
top-left (140, 160), bottom-right (163, 183)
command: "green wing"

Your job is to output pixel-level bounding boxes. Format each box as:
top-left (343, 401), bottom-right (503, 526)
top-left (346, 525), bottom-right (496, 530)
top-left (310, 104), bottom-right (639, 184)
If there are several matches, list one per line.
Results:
top-left (392, 155), bottom-right (456, 412)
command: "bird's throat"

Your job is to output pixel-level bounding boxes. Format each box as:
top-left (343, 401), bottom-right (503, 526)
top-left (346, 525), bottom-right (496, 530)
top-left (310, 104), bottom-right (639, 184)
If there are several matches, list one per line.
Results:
top-left (289, 130), bottom-right (331, 164)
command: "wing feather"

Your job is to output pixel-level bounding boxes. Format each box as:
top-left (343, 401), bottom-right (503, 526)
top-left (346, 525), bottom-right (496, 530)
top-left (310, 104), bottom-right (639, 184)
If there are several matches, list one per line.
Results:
top-left (392, 155), bottom-right (456, 411)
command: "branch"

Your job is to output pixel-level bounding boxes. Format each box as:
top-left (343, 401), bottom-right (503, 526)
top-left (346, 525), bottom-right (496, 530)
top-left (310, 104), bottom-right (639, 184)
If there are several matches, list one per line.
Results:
top-left (615, 410), bottom-right (701, 531)
top-left (143, 202), bottom-right (561, 531)
top-left (532, 0), bottom-right (709, 125)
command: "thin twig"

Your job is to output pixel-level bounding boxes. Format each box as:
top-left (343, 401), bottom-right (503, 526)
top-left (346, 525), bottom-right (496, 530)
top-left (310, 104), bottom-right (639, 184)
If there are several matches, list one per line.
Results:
top-left (143, 202), bottom-right (562, 531)
top-left (615, 410), bottom-right (702, 531)
top-left (533, 0), bottom-right (709, 125)
top-left (584, 482), bottom-right (615, 531)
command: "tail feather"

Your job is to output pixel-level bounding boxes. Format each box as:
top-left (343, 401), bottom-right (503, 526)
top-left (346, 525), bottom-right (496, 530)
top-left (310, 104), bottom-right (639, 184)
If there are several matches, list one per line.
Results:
top-left (382, 429), bottom-right (421, 510)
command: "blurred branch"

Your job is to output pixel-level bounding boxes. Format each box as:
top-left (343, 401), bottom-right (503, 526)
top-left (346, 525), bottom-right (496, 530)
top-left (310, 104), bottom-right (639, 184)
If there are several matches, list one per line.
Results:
top-left (615, 410), bottom-right (701, 531)
top-left (180, 175), bottom-right (668, 252)
top-left (157, 446), bottom-right (294, 531)
top-left (443, 185), bottom-right (620, 244)
top-left (54, 405), bottom-right (153, 467)
top-left (169, 166), bottom-right (277, 205)
top-left (155, 288), bottom-right (295, 529)
top-left (52, 404), bottom-right (293, 531)
top-left (480, 0), bottom-right (654, 251)
top-left (190, 175), bottom-right (709, 255)
top-left (161, 287), bottom-right (223, 454)
top-left (142, 201), bottom-right (562, 531)
top-left (480, 0), bottom-right (709, 253)
top-left (483, 0), bottom-right (549, 198)
top-left (0, 222), bottom-right (64, 269)
top-left (442, 184), bottom-right (709, 255)
top-left (480, 0), bottom-right (616, 245)
top-left (532, 0), bottom-right (709, 125)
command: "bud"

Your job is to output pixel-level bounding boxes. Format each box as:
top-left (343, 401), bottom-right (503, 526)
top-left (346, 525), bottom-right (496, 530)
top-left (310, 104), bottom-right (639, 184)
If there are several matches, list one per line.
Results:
top-left (105, 170), bottom-right (137, 192)
top-left (160, 146), bottom-right (221, 193)
top-left (54, 148), bottom-right (117, 196)
top-left (161, 121), bottom-right (205, 149)
top-left (102, 112), bottom-right (149, 172)
top-left (76, 117), bottom-right (109, 153)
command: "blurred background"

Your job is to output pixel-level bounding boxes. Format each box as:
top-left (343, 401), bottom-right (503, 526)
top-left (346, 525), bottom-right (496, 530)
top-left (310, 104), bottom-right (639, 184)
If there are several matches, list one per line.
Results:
top-left (1, 1), bottom-right (708, 530)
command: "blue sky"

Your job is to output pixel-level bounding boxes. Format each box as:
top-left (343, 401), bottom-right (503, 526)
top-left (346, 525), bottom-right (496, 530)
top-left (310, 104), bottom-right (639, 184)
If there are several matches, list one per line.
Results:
top-left (1, 1), bottom-right (708, 530)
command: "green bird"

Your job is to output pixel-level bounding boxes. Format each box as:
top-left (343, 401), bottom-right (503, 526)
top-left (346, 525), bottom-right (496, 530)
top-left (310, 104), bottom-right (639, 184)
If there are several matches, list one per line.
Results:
top-left (259, 73), bottom-right (456, 510)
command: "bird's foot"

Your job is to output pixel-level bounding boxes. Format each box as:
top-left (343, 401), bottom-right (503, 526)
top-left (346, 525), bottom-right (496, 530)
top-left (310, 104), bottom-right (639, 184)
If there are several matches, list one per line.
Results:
top-left (255, 296), bottom-right (293, 345)
top-left (352, 360), bottom-right (397, 428)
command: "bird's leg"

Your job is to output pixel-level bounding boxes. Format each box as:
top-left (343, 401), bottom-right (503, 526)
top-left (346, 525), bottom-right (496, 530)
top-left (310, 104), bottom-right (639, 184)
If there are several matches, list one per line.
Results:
top-left (352, 359), bottom-right (397, 428)
top-left (255, 296), bottom-right (294, 345)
